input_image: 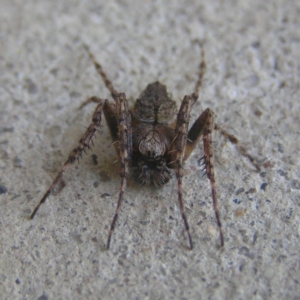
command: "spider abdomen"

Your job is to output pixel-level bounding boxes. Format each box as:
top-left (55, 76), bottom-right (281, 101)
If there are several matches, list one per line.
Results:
top-left (133, 82), bottom-right (176, 123)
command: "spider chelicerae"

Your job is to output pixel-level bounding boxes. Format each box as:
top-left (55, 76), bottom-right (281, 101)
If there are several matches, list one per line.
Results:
top-left (30, 45), bottom-right (260, 249)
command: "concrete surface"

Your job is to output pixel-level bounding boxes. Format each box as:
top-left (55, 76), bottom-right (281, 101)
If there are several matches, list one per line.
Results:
top-left (0, 0), bottom-right (299, 299)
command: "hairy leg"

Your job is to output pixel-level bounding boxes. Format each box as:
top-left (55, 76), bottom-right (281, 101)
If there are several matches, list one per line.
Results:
top-left (167, 46), bottom-right (206, 249)
top-left (214, 124), bottom-right (260, 171)
top-left (185, 108), bottom-right (224, 246)
top-left (193, 47), bottom-right (206, 100)
top-left (106, 93), bottom-right (132, 249)
top-left (30, 97), bottom-right (106, 219)
top-left (173, 95), bottom-right (195, 249)
top-left (79, 96), bottom-right (120, 151)
top-left (84, 45), bottom-right (118, 99)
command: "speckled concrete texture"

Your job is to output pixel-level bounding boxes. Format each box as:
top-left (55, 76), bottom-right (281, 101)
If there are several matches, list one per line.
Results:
top-left (0, 0), bottom-right (299, 299)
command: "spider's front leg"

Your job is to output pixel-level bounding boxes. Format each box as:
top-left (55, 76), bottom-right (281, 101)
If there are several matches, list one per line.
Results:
top-left (30, 97), bottom-right (106, 219)
top-left (106, 92), bottom-right (132, 249)
top-left (185, 108), bottom-right (262, 247)
top-left (185, 108), bottom-right (224, 247)
top-left (172, 94), bottom-right (197, 250)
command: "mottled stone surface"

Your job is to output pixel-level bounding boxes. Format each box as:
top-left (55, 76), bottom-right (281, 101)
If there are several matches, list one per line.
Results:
top-left (0, 1), bottom-right (299, 299)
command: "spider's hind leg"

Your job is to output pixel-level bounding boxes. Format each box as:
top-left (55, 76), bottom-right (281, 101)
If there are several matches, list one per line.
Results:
top-left (214, 124), bottom-right (261, 171)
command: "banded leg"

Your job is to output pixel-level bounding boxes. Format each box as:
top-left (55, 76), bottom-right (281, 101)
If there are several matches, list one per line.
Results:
top-left (84, 45), bottom-right (118, 99)
top-left (214, 124), bottom-right (260, 171)
top-left (106, 93), bottom-right (132, 249)
top-left (183, 108), bottom-right (224, 246)
top-left (173, 95), bottom-right (195, 249)
top-left (78, 95), bottom-right (120, 151)
top-left (30, 98), bottom-right (105, 219)
top-left (192, 47), bottom-right (206, 100)
top-left (201, 109), bottom-right (224, 246)
top-left (169, 47), bottom-right (206, 249)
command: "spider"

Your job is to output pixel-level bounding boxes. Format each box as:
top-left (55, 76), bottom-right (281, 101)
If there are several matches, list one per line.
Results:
top-left (30, 45), bottom-right (260, 249)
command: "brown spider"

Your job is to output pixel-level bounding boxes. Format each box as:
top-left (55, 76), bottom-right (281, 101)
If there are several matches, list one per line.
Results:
top-left (30, 46), bottom-right (260, 249)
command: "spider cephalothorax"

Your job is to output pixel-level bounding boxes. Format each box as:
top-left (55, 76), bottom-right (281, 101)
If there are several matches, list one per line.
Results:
top-left (30, 46), bottom-right (260, 250)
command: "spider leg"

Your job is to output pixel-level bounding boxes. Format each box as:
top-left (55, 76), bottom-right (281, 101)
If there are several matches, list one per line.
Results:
top-left (193, 47), bottom-right (206, 100)
top-left (78, 95), bottom-right (102, 109)
top-left (84, 45), bottom-right (119, 99)
top-left (173, 95), bottom-right (196, 249)
top-left (168, 47), bottom-right (206, 249)
top-left (181, 44), bottom-right (207, 160)
top-left (184, 108), bottom-right (224, 247)
top-left (214, 124), bottom-right (260, 171)
top-left (201, 109), bottom-right (224, 247)
top-left (79, 95), bottom-right (120, 149)
top-left (106, 92), bottom-right (132, 249)
top-left (30, 97), bottom-right (106, 219)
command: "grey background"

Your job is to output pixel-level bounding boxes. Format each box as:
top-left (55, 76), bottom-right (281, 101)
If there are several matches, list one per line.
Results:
top-left (0, 0), bottom-right (299, 299)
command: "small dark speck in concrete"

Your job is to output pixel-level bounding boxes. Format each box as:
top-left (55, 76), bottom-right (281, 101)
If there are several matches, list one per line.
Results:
top-left (260, 183), bottom-right (268, 191)
top-left (25, 78), bottom-right (38, 94)
top-left (233, 198), bottom-right (242, 204)
top-left (246, 188), bottom-right (256, 194)
top-left (99, 170), bottom-right (111, 182)
top-left (235, 208), bottom-right (247, 217)
top-left (26, 193), bottom-right (33, 201)
top-left (71, 233), bottom-right (83, 244)
top-left (140, 220), bottom-right (150, 225)
top-left (15, 278), bottom-right (21, 284)
top-left (0, 140), bottom-right (8, 145)
top-left (93, 181), bottom-right (100, 188)
top-left (37, 294), bottom-right (48, 300)
top-left (277, 255), bottom-right (287, 262)
top-left (91, 154), bottom-right (98, 165)
top-left (277, 143), bottom-right (284, 153)
top-left (277, 169), bottom-right (288, 178)
top-left (291, 179), bottom-right (300, 189)
top-left (0, 127), bottom-right (14, 134)
top-left (14, 156), bottom-right (23, 168)
top-left (238, 246), bottom-right (254, 259)
top-left (70, 91), bottom-right (82, 99)
top-left (251, 41), bottom-right (260, 48)
top-left (260, 171), bottom-right (267, 178)
top-left (252, 231), bottom-right (258, 244)
top-left (266, 199), bottom-right (271, 204)
top-left (0, 184), bottom-right (8, 194)
top-left (286, 208), bottom-right (293, 219)
top-left (263, 161), bottom-right (274, 169)
top-left (100, 193), bottom-right (111, 198)
top-left (254, 108), bottom-right (262, 117)
top-left (236, 187), bottom-right (244, 195)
